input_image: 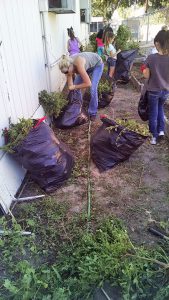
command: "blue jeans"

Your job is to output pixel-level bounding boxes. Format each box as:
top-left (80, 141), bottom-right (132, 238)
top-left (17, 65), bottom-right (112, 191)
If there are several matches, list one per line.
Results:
top-left (148, 90), bottom-right (169, 138)
top-left (74, 63), bottom-right (104, 116)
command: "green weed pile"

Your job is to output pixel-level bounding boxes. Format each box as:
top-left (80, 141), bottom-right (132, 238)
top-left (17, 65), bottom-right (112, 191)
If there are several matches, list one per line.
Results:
top-left (98, 79), bottom-right (112, 95)
top-left (0, 198), bottom-right (169, 300)
top-left (0, 118), bottom-right (33, 153)
top-left (107, 118), bottom-right (150, 136)
top-left (39, 90), bottom-right (68, 118)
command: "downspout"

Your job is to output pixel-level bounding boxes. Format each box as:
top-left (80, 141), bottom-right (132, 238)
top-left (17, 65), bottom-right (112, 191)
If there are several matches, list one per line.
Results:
top-left (40, 11), bottom-right (52, 92)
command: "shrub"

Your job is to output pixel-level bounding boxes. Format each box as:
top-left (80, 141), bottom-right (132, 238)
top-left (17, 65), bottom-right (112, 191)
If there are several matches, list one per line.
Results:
top-left (39, 90), bottom-right (68, 118)
top-left (89, 33), bottom-right (97, 52)
top-left (0, 118), bottom-right (33, 153)
top-left (98, 79), bottom-right (112, 95)
top-left (116, 24), bottom-right (139, 51)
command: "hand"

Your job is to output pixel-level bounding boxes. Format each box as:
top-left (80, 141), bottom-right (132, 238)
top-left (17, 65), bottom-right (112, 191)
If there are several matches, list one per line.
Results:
top-left (117, 49), bottom-right (121, 53)
top-left (68, 85), bottom-right (76, 91)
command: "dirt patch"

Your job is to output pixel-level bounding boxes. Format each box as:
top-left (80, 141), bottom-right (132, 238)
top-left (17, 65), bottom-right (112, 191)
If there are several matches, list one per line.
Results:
top-left (13, 83), bottom-right (169, 247)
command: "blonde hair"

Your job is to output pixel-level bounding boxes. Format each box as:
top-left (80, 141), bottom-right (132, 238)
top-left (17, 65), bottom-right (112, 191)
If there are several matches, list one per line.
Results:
top-left (59, 55), bottom-right (73, 73)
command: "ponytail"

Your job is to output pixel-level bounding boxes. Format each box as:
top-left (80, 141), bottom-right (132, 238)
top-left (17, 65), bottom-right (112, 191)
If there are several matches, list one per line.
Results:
top-left (59, 55), bottom-right (73, 73)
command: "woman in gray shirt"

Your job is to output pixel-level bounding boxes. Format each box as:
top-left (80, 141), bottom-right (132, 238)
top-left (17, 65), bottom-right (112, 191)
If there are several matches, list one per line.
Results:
top-left (59, 52), bottom-right (104, 120)
top-left (143, 30), bottom-right (169, 144)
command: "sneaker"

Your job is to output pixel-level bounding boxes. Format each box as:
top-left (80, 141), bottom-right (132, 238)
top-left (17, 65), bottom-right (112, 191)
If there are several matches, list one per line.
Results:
top-left (158, 131), bottom-right (165, 136)
top-left (150, 137), bottom-right (157, 145)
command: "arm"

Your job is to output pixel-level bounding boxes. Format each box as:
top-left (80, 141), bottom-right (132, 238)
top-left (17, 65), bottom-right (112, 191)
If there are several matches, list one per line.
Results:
top-left (69, 57), bottom-right (91, 90)
top-left (142, 56), bottom-right (151, 79)
top-left (143, 67), bottom-right (150, 79)
top-left (109, 49), bottom-right (121, 58)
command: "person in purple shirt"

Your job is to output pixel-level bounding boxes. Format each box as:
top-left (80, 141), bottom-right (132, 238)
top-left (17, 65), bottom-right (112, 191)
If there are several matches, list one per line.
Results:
top-left (143, 29), bottom-right (169, 145)
top-left (67, 27), bottom-right (82, 56)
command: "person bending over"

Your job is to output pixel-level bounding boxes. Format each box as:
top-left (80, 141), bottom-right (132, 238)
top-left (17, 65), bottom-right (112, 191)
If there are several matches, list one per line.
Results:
top-left (59, 52), bottom-right (104, 120)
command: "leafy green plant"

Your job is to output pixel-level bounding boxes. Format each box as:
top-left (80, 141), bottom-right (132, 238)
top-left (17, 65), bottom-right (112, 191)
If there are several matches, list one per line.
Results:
top-left (39, 90), bottom-right (68, 118)
top-left (89, 33), bottom-right (97, 52)
top-left (116, 24), bottom-right (139, 51)
top-left (126, 40), bottom-right (140, 50)
top-left (98, 79), bottom-right (112, 95)
top-left (0, 118), bottom-right (33, 153)
top-left (116, 24), bottom-right (131, 50)
top-left (1, 202), bottom-right (169, 300)
top-left (114, 118), bottom-right (150, 136)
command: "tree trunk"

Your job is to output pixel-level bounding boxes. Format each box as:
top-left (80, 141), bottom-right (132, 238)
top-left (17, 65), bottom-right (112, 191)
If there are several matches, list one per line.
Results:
top-left (145, 0), bottom-right (149, 13)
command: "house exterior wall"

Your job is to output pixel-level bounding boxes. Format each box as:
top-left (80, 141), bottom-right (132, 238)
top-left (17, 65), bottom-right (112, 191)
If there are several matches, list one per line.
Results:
top-left (0, 0), bottom-right (90, 213)
top-left (43, 0), bottom-right (90, 92)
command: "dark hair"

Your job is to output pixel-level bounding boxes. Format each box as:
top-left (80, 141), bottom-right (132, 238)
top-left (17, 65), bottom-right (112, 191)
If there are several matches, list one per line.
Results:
top-left (67, 27), bottom-right (75, 40)
top-left (96, 29), bottom-right (103, 39)
top-left (154, 29), bottom-right (169, 55)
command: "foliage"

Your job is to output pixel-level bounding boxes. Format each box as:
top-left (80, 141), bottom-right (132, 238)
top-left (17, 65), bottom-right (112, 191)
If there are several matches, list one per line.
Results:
top-left (0, 118), bottom-right (33, 153)
top-left (115, 24), bottom-right (132, 50)
top-left (98, 79), bottom-right (112, 94)
top-left (125, 40), bottom-right (140, 50)
top-left (92, 0), bottom-right (169, 19)
top-left (0, 199), bottom-right (169, 300)
top-left (39, 90), bottom-right (68, 118)
top-left (92, 0), bottom-right (127, 19)
top-left (112, 118), bottom-right (150, 136)
top-left (89, 33), bottom-right (97, 52)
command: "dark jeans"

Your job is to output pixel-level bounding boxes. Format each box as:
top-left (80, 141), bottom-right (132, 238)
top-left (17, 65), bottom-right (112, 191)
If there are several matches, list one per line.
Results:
top-left (148, 90), bottom-right (169, 138)
top-left (107, 57), bottom-right (116, 76)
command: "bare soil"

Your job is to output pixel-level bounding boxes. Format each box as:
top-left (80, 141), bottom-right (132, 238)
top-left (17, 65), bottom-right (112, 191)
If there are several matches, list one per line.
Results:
top-left (13, 82), bottom-right (169, 247)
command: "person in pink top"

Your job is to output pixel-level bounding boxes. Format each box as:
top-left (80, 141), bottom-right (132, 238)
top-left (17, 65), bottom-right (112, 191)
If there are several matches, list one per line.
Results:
top-left (96, 29), bottom-right (104, 57)
top-left (67, 27), bottom-right (82, 56)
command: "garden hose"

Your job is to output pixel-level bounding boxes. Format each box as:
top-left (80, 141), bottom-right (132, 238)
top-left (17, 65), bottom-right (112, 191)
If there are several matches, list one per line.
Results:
top-left (87, 120), bottom-right (92, 227)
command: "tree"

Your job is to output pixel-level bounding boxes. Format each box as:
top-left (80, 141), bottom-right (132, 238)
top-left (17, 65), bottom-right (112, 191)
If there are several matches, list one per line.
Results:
top-left (91, 0), bottom-right (169, 19)
top-left (92, 0), bottom-right (123, 19)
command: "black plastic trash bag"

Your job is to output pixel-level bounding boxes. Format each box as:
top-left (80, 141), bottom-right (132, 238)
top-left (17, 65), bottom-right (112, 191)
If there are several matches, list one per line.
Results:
top-left (83, 90), bottom-right (114, 110)
top-left (53, 90), bottom-right (88, 129)
top-left (13, 120), bottom-right (74, 192)
top-left (91, 117), bottom-right (147, 172)
top-left (114, 49), bottom-right (138, 83)
top-left (138, 91), bottom-right (149, 121)
top-left (98, 91), bottom-right (114, 109)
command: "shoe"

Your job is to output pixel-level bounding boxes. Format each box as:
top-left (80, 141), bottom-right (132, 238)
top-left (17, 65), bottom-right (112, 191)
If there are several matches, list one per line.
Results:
top-left (89, 115), bottom-right (96, 122)
top-left (158, 131), bottom-right (165, 136)
top-left (150, 137), bottom-right (157, 145)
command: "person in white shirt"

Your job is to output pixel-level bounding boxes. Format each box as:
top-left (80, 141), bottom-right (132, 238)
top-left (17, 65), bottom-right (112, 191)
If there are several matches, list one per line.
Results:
top-left (104, 32), bottom-right (121, 80)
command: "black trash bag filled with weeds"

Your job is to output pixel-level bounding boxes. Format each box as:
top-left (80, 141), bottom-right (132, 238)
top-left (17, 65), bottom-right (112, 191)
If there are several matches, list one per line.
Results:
top-left (91, 116), bottom-right (148, 172)
top-left (11, 119), bottom-right (74, 192)
top-left (83, 79), bottom-right (114, 110)
top-left (98, 91), bottom-right (114, 109)
top-left (98, 78), bottom-right (114, 108)
top-left (83, 90), bottom-right (114, 110)
top-left (53, 90), bottom-right (88, 129)
top-left (138, 91), bottom-right (149, 121)
top-left (114, 49), bottom-right (138, 84)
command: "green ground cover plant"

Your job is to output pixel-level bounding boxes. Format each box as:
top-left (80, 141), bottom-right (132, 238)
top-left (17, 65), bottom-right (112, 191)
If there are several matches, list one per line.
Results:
top-left (39, 90), bottom-right (68, 118)
top-left (0, 198), bottom-right (169, 300)
top-left (0, 118), bottom-right (33, 153)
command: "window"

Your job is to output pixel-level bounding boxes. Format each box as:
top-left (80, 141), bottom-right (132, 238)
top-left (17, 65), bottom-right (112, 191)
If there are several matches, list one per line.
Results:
top-left (90, 22), bottom-right (97, 33)
top-left (48, 0), bottom-right (76, 13)
top-left (80, 9), bottom-right (86, 23)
